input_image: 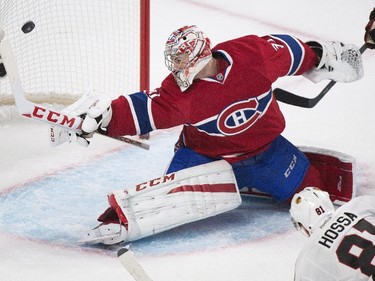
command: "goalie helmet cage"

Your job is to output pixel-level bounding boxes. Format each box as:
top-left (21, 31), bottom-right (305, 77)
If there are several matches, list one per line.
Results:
top-left (0, 0), bottom-right (150, 120)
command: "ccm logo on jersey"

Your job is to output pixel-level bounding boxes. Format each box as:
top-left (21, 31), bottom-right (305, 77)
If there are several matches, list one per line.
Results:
top-left (217, 98), bottom-right (262, 135)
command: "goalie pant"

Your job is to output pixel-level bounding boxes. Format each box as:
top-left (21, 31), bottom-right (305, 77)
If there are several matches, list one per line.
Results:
top-left (82, 160), bottom-right (241, 244)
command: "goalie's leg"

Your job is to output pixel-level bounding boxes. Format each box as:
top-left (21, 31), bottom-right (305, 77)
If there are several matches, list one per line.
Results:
top-left (81, 160), bottom-right (241, 245)
top-left (234, 135), bottom-right (311, 202)
top-left (165, 146), bottom-right (215, 174)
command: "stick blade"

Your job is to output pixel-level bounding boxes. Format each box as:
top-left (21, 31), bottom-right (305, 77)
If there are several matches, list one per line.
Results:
top-left (118, 247), bottom-right (153, 281)
top-left (117, 247), bottom-right (129, 257)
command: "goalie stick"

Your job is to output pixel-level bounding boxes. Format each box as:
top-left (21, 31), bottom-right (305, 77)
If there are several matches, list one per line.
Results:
top-left (117, 247), bottom-right (153, 281)
top-left (273, 43), bottom-right (367, 108)
top-left (0, 27), bottom-right (149, 150)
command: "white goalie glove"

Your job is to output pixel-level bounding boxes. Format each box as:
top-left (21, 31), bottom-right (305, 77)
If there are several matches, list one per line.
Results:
top-left (303, 41), bottom-right (364, 83)
top-left (49, 91), bottom-right (112, 147)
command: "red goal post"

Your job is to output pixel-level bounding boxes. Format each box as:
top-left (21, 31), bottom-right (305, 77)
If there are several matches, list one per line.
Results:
top-left (0, 0), bottom-right (150, 120)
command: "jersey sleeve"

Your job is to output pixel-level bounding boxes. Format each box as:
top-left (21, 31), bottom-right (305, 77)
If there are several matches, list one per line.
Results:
top-left (267, 34), bottom-right (317, 75)
top-left (107, 94), bottom-right (142, 136)
top-left (248, 34), bottom-right (317, 82)
top-left (107, 76), bottom-right (189, 137)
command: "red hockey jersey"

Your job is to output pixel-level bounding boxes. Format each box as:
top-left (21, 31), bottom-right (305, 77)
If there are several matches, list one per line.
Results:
top-left (107, 34), bottom-right (316, 162)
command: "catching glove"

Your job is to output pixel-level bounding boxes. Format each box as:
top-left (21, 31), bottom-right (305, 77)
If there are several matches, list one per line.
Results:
top-left (303, 41), bottom-right (363, 83)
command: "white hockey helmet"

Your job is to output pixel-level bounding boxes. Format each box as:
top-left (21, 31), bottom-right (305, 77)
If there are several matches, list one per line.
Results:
top-left (289, 187), bottom-right (335, 236)
top-left (164, 25), bottom-right (212, 92)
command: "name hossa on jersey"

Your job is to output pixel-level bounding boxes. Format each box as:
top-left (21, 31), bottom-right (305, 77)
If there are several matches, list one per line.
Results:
top-left (107, 34), bottom-right (316, 162)
top-left (295, 195), bottom-right (375, 281)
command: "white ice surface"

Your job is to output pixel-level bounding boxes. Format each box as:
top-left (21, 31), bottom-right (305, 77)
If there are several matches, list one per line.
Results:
top-left (1, 0), bottom-right (375, 280)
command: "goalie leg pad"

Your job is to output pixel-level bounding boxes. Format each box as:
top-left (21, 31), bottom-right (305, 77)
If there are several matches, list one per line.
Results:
top-left (84, 160), bottom-right (241, 244)
top-left (298, 146), bottom-right (356, 204)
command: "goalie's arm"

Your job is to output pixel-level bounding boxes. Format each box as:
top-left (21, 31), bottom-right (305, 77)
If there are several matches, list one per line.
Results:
top-left (95, 87), bottom-right (189, 137)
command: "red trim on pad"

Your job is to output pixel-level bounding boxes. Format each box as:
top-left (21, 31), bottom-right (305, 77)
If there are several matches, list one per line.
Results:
top-left (168, 183), bottom-right (237, 194)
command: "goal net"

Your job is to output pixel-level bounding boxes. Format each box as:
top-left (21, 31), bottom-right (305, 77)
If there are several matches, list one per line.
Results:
top-left (0, 0), bottom-right (149, 121)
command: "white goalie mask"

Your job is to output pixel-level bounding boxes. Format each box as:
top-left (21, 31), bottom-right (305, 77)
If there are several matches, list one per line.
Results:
top-left (164, 25), bottom-right (212, 92)
top-left (289, 187), bottom-right (335, 236)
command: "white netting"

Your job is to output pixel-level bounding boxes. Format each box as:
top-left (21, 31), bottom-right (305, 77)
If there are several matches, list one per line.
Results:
top-left (0, 0), bottom-right (148, 121)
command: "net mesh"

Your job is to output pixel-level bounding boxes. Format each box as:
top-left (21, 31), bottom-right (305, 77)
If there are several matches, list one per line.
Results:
top-left (0, 0), bottom-right (147, 120)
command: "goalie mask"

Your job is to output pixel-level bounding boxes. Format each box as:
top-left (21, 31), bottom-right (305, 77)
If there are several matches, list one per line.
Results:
top-left (164, 25), bottom-right (212, 92)
top-left (289, 187), bottom-right (335, 236)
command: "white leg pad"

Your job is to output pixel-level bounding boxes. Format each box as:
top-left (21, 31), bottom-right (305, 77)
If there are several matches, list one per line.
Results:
top-left (108, 160), bottom-right (241, 243)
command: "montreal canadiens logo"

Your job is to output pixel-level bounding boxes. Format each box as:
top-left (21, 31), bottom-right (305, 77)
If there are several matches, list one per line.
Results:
top-left (217, 98), bottom-right (262, 136)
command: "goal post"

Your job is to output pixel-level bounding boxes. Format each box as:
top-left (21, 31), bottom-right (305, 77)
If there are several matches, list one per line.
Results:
top-left (0, 0), bottom-right (150, 120)
top-left (140, 0), bottom-right (150, 92)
